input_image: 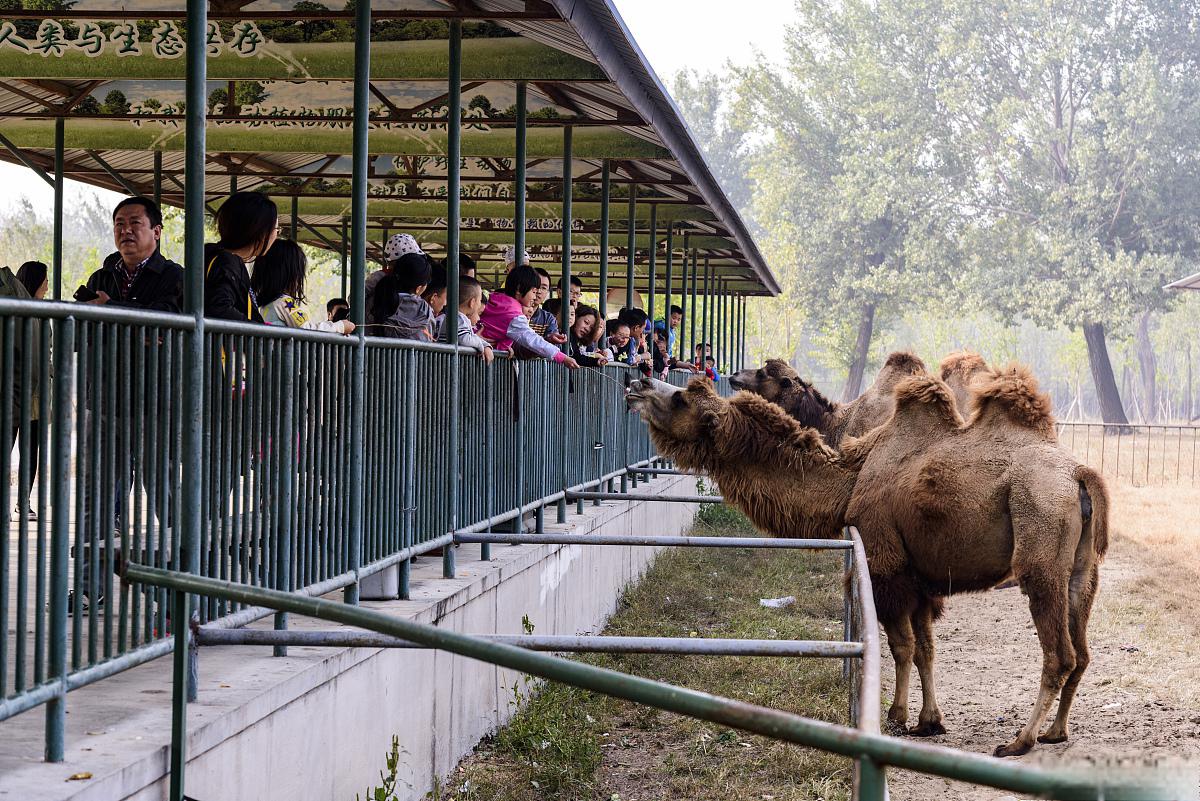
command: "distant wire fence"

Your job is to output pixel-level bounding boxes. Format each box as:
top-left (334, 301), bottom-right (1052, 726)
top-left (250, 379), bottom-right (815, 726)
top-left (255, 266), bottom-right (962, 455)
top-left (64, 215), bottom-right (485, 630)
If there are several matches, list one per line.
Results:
top-left (1056, 422), bottom-right (1200, 486)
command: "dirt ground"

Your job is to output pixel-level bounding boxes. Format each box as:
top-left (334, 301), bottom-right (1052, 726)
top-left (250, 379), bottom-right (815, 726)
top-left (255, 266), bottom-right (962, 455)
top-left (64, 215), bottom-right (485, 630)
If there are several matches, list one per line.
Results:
top-left (881, 483), bottom-right (1200, 800)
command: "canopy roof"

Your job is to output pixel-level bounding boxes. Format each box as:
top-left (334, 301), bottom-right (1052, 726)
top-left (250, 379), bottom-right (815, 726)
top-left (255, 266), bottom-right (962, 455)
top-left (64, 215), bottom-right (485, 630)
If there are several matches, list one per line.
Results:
top-left (0, 0), bottom-right (778, 297)
top-left (1165, 272), bottom-right (1200, 291)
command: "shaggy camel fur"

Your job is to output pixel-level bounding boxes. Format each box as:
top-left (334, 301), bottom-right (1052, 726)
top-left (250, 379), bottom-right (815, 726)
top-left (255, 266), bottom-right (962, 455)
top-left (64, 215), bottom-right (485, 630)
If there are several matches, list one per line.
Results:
top-left (939, 350), bottom-right (989, 419)
top-left (627, 365), bottom-right (1108, 757)
top-left (728, 351), bottom-right (928, 447)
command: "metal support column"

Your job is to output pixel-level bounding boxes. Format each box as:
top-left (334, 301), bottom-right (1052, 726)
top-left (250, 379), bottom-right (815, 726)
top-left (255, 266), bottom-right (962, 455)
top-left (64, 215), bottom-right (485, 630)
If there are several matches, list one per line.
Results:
top-left (647, 203), bottom-right (657, 325)
top-left (701, 256), bottom-right (711, 369)
top-left (153, 150), bottom-right (162, 213)
top-left (663, 224), bottom-right (673, 360)
top-left (52, 118), bottom-right (63, 300)
top-left (514, 81), bottom-right (527, 263)
top-left (169, 0), bottom-right (208, 795)
top-left (556, 125), bottom-right (573, 525)
top-left (598, 161), bottom-right (610, 338)
top-left (678, 233), bottom-right (688, 362)
top-left (626, 184), bottom-right (636, 309)
top-left (444, 19), bottom-right (463, 578)
top-left (290, 195), bottom-right (299, 241)
top-left (688, 249), bottom-right (697, 366)
top-left (345, 0), bottom-right (371, 604)
top-left (339, 217), bottom-right (348, 301)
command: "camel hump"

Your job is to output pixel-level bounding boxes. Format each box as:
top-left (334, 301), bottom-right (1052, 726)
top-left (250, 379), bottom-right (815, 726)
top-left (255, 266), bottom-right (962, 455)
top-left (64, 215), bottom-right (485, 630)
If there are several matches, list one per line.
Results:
top-left (891, 374), bottom-right (962, 424)
top-left (970, 363), bottom-right (1056, 439)
top-left (938, 350), bottom-right (987, 381)
top-left (883, 350), bottom-right (927, 376)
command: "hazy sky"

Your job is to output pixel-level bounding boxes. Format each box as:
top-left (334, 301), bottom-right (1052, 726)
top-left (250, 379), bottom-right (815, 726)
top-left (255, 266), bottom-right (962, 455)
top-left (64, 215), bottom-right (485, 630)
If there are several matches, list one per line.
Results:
top-left (0, 1), bottom-right (790, 212)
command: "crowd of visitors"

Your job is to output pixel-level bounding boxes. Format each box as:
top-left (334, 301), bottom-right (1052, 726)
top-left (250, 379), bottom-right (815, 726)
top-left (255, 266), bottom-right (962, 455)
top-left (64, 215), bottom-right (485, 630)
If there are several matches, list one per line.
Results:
top-left (9, 191), bottom-right (726, 378)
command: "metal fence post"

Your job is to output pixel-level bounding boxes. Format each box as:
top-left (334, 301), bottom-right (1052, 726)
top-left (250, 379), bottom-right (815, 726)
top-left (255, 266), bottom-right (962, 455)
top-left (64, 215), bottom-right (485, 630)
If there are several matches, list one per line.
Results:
top-left (345, 0), bottom-right (371, 603)
top-left (43, 316), bottom-right (74, 762)
top-left (274, 340), bottom-right (295, 656)
top-left (444, 19), bottom-right (463, 579)
top-left (664, 224), bottom-right (673, 359)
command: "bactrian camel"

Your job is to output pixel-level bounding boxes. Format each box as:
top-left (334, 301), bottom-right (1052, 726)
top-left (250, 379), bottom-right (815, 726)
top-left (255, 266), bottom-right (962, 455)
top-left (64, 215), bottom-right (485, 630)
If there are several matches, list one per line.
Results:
top-left (626, 365), bottom-right (1108, 757)
top-left (729, 352), bottom-right (927, 447)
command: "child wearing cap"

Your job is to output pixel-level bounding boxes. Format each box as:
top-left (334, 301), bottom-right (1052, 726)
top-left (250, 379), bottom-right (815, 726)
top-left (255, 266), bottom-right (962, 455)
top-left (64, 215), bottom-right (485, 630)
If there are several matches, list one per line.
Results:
top-left (368, 251), bottom-right (435, 341)
top-left (364, 233), bottom-right (423, 317)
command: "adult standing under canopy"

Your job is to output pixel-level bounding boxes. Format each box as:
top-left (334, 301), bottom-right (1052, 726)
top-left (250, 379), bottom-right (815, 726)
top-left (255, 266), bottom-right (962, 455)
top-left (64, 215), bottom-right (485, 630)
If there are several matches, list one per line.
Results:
top-left (83, 197), bottom-right (183, 313)
top-left (205, 192), bottom-right (277, 323)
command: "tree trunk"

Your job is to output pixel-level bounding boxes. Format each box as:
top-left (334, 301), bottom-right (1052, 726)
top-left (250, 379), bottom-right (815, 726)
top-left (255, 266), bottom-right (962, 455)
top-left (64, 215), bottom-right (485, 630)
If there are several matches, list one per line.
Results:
top-left (842, 302), bottom-right (875, 402)
top-left (1135, 311), bottom-right (1157, 422)
top-left (1082, 321), bottom-right (1129, 424)
top-left (1187, 341), bottom-right (1194, 422)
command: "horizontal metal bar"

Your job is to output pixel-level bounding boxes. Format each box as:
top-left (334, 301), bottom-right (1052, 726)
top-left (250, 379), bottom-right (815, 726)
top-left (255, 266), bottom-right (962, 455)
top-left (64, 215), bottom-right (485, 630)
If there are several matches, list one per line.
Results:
top-left (625, 467), bottom-right (697, 476)
top-left (0, 637), bottom-right (176, 724)
top-left (0, 297), bottom-right (196, 328)
top-left (455, 533), bottom-right (853, 550)
top-left (565, 491), bottom-right (722, 504)
top-left (197, 630), bottom-right (863, 658)
top-left (453, 459), bottom-right (656, 535)
top-left (123, 563), bottom-right (1148, 799)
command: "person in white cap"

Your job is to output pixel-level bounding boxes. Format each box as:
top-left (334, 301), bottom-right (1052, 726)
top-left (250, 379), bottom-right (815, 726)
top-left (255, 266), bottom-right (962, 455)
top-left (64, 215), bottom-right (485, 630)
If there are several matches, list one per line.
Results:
top-left (502, 245), bottom-right (531, 272)
top-left (364, 233), bottom-right (424, 319)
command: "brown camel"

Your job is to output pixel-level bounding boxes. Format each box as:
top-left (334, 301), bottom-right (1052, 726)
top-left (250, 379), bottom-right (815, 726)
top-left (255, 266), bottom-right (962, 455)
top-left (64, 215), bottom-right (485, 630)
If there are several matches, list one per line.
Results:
top-left (939, 350), bottom-right (989, 419)
top-left (728, 351), bottom-right (927, 447)
top-left (627, 365), bottom-right (1108, 757)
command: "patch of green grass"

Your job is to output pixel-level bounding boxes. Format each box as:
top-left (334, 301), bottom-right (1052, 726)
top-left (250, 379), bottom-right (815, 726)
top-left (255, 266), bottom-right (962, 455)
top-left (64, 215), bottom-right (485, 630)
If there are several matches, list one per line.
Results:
top-left (425, 511), bottom-right (853, 801)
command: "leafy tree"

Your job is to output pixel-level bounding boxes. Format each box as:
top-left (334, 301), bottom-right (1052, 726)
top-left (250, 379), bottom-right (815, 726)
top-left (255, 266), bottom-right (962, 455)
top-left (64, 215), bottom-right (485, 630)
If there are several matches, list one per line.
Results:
top-left (906, 0), bottom-right (1200, 422)
top-left (730, 2), bottom-right (961, 398)
top-left (671, 70), bottom-right (756, 225)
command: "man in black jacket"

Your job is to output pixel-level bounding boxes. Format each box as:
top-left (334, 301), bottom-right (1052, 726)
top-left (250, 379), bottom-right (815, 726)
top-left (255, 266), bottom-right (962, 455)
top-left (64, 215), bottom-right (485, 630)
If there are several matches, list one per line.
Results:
top-left (74, 196), bottom-right (182, 610)
top-left (83, 196), bottom-right (183, 312)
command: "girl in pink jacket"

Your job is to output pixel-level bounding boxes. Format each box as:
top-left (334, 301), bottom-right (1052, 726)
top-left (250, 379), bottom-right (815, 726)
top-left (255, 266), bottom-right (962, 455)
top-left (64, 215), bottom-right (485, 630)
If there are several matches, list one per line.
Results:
top-left (478, 265), bottom-right (579, 369)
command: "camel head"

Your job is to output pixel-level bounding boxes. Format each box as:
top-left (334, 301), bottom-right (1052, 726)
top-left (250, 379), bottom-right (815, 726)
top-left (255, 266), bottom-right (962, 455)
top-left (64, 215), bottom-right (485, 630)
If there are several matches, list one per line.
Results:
top-left (626, 376), bottom-right (726, 470)
top-left (728, 359), bottom-right (837, 430)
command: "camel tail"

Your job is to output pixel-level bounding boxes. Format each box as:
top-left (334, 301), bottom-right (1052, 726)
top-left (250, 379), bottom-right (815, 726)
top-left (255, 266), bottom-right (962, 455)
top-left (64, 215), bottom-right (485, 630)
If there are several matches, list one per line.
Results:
top-left (1075, 465), bottom-right (1109, 558)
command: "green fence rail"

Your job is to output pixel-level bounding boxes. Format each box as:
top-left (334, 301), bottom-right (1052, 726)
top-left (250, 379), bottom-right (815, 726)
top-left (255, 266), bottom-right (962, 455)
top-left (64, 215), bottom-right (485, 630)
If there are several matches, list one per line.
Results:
top-left (122, 560), bottom-right (1175, 801)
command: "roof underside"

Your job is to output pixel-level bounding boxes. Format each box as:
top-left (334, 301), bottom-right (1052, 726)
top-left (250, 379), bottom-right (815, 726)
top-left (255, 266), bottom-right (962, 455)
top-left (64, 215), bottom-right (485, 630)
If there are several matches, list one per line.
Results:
top-left (0, 0), bottom-right (778, 297)
top-left (1165, 272), bottom-right (1200, 291)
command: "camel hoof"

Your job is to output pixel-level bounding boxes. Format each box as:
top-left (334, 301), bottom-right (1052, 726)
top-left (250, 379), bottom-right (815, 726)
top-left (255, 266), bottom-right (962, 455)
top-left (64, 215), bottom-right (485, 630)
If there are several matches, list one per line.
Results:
top-left (1037, 732), bottom-right (1068, 744)
top-left (909, 722), bottom-right (947, 737)
top-left (993, 740), bottom-right (1033, 758)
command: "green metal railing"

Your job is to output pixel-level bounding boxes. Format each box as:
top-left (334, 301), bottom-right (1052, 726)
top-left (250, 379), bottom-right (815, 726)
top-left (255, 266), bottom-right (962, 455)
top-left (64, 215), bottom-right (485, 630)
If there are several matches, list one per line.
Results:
top-left (0, 298), bottom-right (665, 746)
top-left (120, 556), bottom-right (1174, 801)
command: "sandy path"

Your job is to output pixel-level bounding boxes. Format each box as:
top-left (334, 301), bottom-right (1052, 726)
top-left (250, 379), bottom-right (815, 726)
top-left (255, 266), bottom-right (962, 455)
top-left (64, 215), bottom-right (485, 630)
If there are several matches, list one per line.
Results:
top-left (881, 485), bottom-right (1200, 800)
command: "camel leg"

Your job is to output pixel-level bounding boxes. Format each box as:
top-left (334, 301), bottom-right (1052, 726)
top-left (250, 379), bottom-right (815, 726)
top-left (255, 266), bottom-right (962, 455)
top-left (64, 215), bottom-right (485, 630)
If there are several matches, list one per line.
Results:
top-left (1038, 562), bottom-right (1098, 744)
top-left (909, 598), bottom-right (945, 737)
top-left (882, 615), bottom-right (915, 733)
top-left (994, 569), bottom-right (1075, 758)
